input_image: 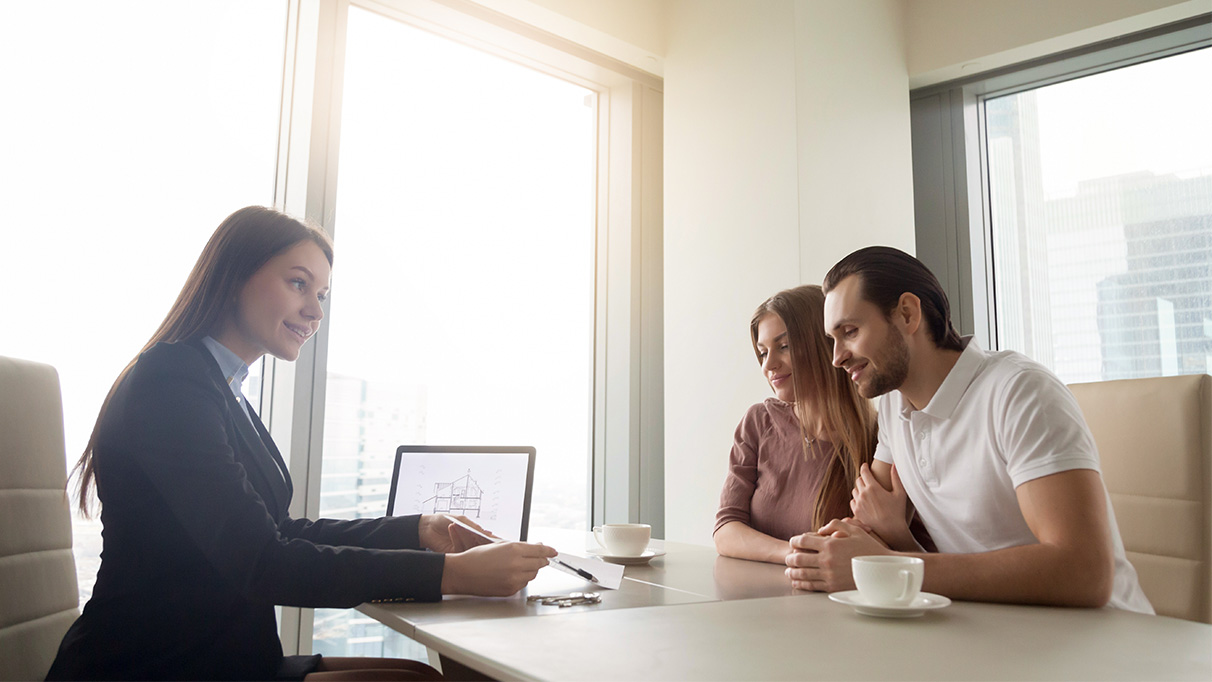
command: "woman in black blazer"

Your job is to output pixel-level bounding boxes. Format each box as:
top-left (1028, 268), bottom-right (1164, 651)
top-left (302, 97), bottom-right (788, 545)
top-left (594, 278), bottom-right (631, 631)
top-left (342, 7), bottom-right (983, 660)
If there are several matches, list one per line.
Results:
top-left (48, 207), bottom-right (555, 681)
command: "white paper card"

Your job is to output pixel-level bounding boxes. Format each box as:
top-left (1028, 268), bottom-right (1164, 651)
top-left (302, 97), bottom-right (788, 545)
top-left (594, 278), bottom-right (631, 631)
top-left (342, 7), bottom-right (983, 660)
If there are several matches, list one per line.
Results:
top-left (547, 552), bottom-right (624, 590)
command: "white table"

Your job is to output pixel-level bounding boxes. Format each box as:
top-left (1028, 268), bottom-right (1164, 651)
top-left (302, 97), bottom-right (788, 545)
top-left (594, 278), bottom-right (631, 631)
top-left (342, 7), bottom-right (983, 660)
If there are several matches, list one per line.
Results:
top-left (359, 530), bottom-right (1212, 681)
top-left (415, 592), bottom-right (1211, 681)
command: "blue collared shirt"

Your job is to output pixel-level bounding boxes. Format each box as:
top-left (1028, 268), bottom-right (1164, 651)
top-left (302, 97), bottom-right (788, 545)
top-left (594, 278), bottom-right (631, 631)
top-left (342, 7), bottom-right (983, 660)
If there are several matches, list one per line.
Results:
top-left (201, 336), bottom-right (253, 423)
top-left (200, 337), bottom-right (287, 484)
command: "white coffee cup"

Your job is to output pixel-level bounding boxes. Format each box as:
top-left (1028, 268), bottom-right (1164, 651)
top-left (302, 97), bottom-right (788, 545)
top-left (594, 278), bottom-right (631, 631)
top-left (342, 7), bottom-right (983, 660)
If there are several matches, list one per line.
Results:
top-left (592, 523), bottom-right (651, 557)
top-left (852, 556), bottom-right (924, 607)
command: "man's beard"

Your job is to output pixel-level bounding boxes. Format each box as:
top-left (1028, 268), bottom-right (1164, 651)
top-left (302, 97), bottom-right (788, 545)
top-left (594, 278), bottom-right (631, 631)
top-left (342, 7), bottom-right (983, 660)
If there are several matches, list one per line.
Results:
top-left (860, 326), bottom-right (910, 399)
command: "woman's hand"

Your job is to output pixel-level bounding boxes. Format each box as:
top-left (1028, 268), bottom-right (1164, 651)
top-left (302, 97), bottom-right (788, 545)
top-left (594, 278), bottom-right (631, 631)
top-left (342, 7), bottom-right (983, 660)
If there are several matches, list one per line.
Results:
top-left (440, 542), bottom-right (558, 597)
top-left (850, 463), bottom-right (915, 550)
top-left (785, 519), bottom-right (891, 592)
top-left (419, 514), bottom-right (496, 553)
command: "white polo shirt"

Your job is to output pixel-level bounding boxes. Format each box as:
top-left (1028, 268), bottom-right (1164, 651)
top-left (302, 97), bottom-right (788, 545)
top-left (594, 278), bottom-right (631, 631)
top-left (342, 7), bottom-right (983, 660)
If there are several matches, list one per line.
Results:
top-left (874, 337), bottom-right (1153, 613)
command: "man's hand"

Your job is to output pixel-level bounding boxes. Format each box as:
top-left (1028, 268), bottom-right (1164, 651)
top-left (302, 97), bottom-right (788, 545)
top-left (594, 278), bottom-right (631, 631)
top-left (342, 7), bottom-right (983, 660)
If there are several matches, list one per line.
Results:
top-left (851, 463), bottom-right (918, 551)
top-left (784, 519), bottom-right (891, 592)
top-left (419, 514), bottom-right (496, 553)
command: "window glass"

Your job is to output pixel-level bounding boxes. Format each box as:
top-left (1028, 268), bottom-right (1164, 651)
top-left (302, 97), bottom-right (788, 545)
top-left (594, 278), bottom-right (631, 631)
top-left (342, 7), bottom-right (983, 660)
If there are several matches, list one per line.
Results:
top-left (985, 48), bottom-right (1212, 382)
top-left (0, 0), bottom-right (286, 603)
top-left (312, 6), bottom-right (596, 657)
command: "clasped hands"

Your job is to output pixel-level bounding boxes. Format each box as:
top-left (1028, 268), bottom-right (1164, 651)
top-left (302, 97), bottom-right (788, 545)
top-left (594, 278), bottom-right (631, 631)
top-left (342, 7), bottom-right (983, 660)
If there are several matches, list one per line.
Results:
top-left (784, 463), bottom-right (911, 592)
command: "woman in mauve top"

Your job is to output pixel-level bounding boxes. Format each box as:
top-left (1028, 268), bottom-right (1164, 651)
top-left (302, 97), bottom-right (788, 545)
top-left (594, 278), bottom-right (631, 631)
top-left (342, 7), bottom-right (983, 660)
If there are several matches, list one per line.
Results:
top-left (714, 285), bottom-right (879, 564)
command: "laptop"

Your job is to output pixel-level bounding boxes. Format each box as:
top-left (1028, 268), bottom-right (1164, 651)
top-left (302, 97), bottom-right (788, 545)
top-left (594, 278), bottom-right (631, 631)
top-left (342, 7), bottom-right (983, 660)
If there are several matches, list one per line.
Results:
top-left (386, 445), bottom-right (537, 541)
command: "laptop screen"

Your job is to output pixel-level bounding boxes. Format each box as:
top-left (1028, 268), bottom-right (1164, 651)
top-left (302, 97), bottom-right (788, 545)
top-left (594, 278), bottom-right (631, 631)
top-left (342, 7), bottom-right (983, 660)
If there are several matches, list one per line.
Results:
top-left (386, 445), bottom-right (536, 541)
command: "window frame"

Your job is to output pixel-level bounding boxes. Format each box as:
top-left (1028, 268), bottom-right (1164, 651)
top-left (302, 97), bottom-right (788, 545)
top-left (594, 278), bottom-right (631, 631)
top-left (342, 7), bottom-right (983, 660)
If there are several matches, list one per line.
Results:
top-left (259, 0), bottom-right (662, 655)
top-left (910, 15), bottom-right (1211, 351)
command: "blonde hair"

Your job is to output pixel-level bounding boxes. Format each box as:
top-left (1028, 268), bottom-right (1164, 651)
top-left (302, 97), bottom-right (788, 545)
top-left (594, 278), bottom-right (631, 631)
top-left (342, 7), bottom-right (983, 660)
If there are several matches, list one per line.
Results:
top-left (750, 285), bottom-right (877, 529)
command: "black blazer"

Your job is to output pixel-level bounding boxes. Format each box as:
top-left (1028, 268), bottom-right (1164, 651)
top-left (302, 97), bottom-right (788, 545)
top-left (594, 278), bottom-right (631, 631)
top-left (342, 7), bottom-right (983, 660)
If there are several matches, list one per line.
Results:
top-left (47, 339), bottom-right (444, 681)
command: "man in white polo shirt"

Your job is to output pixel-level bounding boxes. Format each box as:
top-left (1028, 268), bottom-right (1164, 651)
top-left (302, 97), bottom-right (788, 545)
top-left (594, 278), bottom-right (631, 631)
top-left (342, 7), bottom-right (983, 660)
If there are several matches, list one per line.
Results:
top-left (785, 246), bottom-right (1152, 612)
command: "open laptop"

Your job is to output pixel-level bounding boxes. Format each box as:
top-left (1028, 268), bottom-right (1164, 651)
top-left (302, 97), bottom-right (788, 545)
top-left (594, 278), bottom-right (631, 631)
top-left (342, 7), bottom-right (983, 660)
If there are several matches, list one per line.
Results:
top-left (386, 445), bottom-right (536, 541)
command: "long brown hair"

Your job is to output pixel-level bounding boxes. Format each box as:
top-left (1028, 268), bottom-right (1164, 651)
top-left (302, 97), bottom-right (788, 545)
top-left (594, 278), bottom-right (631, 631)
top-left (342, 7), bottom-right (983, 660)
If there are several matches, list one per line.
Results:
top-left (71, 206), bottom-right (333, 516)
top-left (750, 285), bottom-right (877, 529)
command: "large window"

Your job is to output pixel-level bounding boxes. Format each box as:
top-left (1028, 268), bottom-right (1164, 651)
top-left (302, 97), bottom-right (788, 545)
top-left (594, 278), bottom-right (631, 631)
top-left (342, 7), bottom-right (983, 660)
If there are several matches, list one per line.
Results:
top-left (0, 0), bottom-right (287, 604)
top-left (985, 48), bottom-right (1211, 383)
top-left (310, 5), bottom-right (595, 658)
top-left (270, 0), bottom-right (662, 659)
top-left (911, 19), bottom-right (1211, 384)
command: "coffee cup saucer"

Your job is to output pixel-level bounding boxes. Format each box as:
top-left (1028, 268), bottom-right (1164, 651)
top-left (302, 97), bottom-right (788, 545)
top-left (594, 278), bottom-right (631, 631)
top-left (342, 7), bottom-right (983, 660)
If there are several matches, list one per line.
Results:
top-left (586, 548), bottom-right (666, 565)
top-left (828, 590), bottom-right (951, 618)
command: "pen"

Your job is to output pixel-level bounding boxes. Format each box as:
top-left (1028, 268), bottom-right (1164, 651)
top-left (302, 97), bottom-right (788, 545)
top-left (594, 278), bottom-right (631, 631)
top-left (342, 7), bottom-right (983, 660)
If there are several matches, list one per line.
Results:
top-left (554, 559), bottom-right (599, 583)
top-left (442, 514), bottom-right (505, 543)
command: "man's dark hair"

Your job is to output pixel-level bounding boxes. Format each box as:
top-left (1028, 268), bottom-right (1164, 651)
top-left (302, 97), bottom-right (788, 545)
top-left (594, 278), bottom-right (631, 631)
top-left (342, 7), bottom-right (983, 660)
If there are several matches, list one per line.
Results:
top-left (823, 246), bottom-right (964, 352)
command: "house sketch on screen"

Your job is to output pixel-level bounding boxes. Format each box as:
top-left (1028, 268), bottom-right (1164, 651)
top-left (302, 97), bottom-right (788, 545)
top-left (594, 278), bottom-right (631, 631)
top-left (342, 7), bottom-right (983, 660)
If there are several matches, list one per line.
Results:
top-left (423, 470), bottom-right (484, 517)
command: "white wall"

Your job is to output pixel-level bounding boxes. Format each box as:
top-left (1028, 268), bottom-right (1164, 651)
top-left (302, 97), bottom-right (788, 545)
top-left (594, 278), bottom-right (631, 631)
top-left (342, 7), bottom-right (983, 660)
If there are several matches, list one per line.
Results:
top-left (663, 0), bottom-right (802, 545)
top-left (522, 0), bottom-right (668, 57)
top-left (471, 0), bottom-right (668, 76)
top-left (905, 0), bottom-right (1210, 87)
top-left (795, 0), bottom-right (914, 281)
top-left (663, 0), bottom-right (914, 545)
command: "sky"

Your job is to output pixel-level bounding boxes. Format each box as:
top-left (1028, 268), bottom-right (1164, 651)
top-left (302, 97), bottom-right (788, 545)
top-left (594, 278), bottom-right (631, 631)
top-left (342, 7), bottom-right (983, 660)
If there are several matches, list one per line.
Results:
top-left (1032, 46), bottom-right (1212, 198)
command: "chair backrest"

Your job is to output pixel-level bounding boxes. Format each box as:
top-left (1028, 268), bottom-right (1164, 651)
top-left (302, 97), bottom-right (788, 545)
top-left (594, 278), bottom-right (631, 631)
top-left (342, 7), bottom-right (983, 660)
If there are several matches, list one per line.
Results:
top-left (1069, 373), bottom-right (1211, 623)
top-left (0, 356), bottom-right (79, 681)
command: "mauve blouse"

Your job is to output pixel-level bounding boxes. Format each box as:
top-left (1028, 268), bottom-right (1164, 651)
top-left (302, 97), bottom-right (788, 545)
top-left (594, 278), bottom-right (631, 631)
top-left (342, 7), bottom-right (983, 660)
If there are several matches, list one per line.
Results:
top-left (714, 398), bottom-right (852, 541)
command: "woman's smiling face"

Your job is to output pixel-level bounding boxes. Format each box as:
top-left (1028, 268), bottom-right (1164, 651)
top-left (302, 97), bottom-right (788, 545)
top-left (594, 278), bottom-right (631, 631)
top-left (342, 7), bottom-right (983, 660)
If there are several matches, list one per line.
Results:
top-left (215, 240), bottom-right (331, 365)
top-left (756, 313), bottom-right (795, 402)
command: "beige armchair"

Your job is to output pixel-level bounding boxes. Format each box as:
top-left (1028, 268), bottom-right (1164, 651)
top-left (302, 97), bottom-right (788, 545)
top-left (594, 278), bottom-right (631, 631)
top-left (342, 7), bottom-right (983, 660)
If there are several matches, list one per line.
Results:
top-left (0, 356), bottom-right (79, 680)
top-left (1069, 373), bottom-right (1211, 623)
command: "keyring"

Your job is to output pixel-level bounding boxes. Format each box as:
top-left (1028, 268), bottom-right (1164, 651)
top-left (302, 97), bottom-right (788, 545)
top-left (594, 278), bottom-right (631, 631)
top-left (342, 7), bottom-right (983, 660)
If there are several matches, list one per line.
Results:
top-left (527, 592), bottom-right (601, 607)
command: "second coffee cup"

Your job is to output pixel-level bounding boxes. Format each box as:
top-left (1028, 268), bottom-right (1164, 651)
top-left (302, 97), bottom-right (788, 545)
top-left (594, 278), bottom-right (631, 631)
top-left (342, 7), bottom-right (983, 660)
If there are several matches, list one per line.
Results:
top-left (852, 555), bottom-right (924, 606)
top-left (592, 523), bottom-right (651, 557)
